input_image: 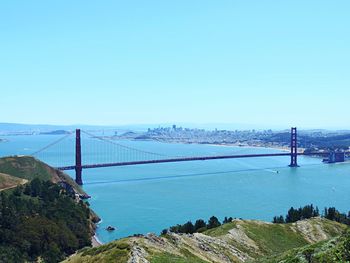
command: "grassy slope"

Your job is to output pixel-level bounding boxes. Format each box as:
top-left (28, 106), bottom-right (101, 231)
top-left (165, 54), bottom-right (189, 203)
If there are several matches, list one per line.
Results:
top-left (0, 156), bottom-right (85, 194)
top-left (0, 172), bottom-right (27, 191)
top-left (63, 218), bottom-right (348, 263)
top-left (64, 241), bottom-right (207, 263)
top-left (0, 156), bottom-right (53, 181)
top-left (64, 241), bottom-right (208, 263)
top-left (259, 231), bottom-right (350, 263)
top-left (204, 218), bottom-right (348, 260)
top-left (207, 220), bottom-right (308, 258)
top-left (150, 252), bottom-right (208, 263)
top-left (64, 240), bottom-right (131, 263)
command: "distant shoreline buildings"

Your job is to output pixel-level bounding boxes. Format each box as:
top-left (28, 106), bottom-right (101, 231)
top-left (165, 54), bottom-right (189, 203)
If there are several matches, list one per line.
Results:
top-left (116, 125), bottom-right (350, 153)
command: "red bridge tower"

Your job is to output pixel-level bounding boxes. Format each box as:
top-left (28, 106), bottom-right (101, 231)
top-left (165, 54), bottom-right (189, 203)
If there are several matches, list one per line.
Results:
top-left (75, 129), bottom-right (83, 185)
top-left (289, 127), bottom-right (298, 167)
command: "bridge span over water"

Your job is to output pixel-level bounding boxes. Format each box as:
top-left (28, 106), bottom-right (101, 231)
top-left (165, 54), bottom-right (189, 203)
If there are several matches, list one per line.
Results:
top-left (31, 128), bottom-right (348, 185)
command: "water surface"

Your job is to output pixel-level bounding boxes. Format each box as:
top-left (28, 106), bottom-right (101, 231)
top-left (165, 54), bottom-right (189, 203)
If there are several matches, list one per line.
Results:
top-left (1, 134), bottom-right (349, 243)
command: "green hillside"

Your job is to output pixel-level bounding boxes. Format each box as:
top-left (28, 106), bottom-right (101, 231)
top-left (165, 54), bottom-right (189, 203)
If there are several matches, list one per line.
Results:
top-left (259, 230), bottom-right (350, 262)
top-left (0, 156), bottom-right (54, 181)
top-left (0, 156), bottom-right (85, 194)
top-left (0, 157), bottom-right (98, 262)
top-left (0, 178), bottom-right (93, 262)
top-left (64, 218), bottom-right (348, 263)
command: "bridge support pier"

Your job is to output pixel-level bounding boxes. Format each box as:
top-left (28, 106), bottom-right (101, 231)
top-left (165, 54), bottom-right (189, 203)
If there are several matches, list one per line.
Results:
top-left (289, 127), bottom-right (299, 167)
top-left (75, 129), bottom-right (83, 185)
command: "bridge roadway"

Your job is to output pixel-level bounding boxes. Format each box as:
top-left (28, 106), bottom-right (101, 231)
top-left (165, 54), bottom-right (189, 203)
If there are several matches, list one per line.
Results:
top-left (57, 151), bottom-right (340, 171)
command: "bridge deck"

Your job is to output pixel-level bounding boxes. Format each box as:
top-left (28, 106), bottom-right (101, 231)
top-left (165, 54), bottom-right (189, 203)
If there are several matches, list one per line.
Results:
top-left (57, 152), bottom-right (336, 170)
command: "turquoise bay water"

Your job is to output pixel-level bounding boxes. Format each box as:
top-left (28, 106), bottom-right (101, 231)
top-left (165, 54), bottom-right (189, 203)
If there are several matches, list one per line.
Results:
top-left (1, 135), bottom-right (350, 243)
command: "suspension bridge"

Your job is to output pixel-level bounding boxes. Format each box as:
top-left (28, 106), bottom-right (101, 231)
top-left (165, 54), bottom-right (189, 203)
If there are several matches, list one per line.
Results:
top-left (30, 127), bottom-right (347, 185)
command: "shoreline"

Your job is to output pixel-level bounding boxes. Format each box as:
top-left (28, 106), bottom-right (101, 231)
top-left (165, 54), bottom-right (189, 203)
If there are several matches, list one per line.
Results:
top-left (128, 137), bottom-right (305, 153)
top-left (91, 218), bottom-right (103, 247)
top-left (208, 143), bottom-right (291, 152)
top-left (210, 143), bottom-right (306, 153)
top-left (92, 234), bottom-right (103, 247)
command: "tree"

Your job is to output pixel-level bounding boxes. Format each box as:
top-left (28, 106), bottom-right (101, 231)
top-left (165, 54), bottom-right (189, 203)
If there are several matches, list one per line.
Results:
top-left (169, 225), bottom-right (181, 233)
top-left (273, 216), bottom-right (285, 224)
top-left (13, 186), bottom-right (23, 197)
top-left (194, 219), bottom-right (206, 231)
top-left (29, 178), bottom-right (42, 197)
top-left (325, 207), bottom-right (336, 221)
top-left (43, 243), bottom-right (63, 263)
top-left (207, 216), bottom-right (221, 229)
top-left (24, 184), bottom-right (31, 195)
top-left (180, 221), bottom-right (195, 234)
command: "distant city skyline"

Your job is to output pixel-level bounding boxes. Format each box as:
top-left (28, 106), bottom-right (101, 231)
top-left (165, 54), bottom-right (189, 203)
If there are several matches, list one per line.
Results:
top-left (1, 1), bottom-right (349, 128)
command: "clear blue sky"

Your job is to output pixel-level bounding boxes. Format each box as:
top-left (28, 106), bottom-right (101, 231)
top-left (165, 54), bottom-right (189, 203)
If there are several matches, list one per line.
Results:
top-left (0, 1), bottom-right (349, 129)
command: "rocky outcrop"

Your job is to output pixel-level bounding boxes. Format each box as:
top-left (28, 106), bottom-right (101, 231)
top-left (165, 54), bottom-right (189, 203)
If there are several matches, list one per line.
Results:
top-left (64, 217), bottom-right (348, 263)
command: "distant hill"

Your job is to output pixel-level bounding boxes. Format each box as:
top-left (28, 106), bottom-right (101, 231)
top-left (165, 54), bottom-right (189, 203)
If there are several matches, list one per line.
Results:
top-left (40, 130), bottom-right (71, 135)
top-left (0, 122), bottom-right (146, 134)
top-left (63, 217), bottom-right (347, 263)
top-left (0, 123), bottom-right (111, 135)
top-left (263, 132), bottom-right (350, 149)
top-left (0, 156), bottom-right (85, 194)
